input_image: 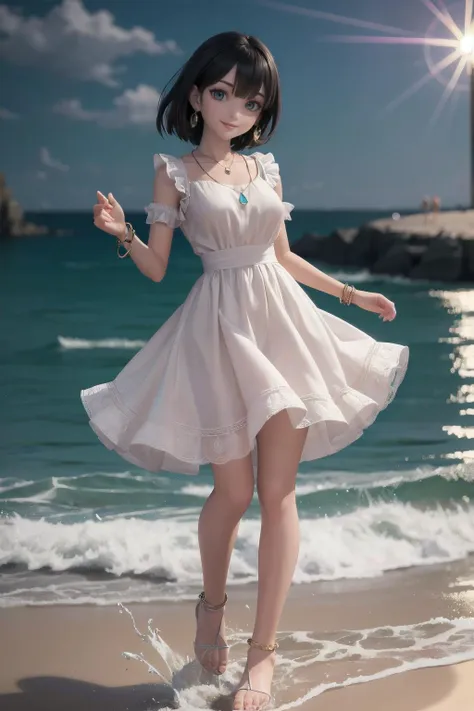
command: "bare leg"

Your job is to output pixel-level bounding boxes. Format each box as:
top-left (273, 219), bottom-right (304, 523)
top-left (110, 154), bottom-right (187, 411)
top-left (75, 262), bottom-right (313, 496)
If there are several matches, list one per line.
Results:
top-left (195, 454), bottom-right (254, 674)
top-left (234, 410), bottom-right (308, 710)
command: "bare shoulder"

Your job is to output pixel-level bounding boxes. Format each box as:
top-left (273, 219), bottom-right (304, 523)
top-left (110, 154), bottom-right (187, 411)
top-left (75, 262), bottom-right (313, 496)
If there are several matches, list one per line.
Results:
top-left (179, 152), bottom-right (195, 165)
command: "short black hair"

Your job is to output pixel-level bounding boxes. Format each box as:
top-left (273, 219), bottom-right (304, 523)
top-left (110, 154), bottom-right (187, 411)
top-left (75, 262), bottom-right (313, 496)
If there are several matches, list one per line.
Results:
top-left (156, 32), bottom-right (281, 151)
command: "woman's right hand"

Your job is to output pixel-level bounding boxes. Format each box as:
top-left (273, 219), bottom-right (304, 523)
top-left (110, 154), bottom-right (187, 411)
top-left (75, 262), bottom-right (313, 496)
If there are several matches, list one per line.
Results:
top-left (93, 191), bottom-right (126, 240)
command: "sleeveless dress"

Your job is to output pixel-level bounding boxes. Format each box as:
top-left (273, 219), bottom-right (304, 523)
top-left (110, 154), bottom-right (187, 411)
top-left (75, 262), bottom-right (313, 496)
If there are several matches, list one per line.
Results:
top-left (80, 152), bottom-right (409, 475)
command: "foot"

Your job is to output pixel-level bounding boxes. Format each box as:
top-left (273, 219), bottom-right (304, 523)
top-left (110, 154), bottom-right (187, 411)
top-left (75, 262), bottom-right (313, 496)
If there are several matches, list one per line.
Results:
top-left (194, 592), bottom-right (229, 675)
top-left (233, 645), bottom-right (276, 711)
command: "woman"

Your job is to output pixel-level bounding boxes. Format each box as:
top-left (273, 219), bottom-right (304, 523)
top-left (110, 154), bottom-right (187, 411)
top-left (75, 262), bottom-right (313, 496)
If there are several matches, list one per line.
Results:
top-left (82, 31), bottom-right (408, 710)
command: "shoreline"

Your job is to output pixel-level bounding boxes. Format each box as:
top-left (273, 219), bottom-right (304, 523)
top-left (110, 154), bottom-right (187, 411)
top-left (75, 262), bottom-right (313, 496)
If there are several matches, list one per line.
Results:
top-left (1, 557), bottom-right (473, 709)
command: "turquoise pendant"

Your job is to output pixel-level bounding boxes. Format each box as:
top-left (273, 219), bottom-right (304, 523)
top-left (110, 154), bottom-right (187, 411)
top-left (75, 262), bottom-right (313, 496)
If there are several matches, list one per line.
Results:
top-left (239, 192), bottom-right (248, 205)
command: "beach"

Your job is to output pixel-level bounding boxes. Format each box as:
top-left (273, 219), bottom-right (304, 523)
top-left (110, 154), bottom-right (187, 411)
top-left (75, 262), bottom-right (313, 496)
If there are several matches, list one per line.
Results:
top-left (2, 212), bottom-right (474, 709)
top-left (1, 0), bottom-right (473, 706)
top-left (1, 556), bottom-right (473, 710)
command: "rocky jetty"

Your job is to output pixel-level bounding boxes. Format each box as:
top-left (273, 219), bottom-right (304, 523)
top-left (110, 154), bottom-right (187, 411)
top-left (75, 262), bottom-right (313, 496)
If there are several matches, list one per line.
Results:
top-left (0, 173), bottom-right (48, 239)
top-left (291, 210), bottom-right (474, 282)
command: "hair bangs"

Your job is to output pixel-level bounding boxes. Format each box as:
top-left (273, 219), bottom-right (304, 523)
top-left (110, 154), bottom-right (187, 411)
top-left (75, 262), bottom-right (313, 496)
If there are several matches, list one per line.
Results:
top-left (232, 50), bottom-right (275, 108)
top-left (156, 32), bottom-right (281, 150)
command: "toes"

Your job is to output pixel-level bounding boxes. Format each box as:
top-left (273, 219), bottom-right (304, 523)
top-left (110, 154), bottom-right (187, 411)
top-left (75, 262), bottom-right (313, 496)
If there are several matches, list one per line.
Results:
top-left (244, 693), bottom-right (256, 711)
top-left (250, 692), bottom-right (269, 711)
top-left (234, 690), bottom-right (269, 711)
top-left (233, 690), bottom-right (244, 710)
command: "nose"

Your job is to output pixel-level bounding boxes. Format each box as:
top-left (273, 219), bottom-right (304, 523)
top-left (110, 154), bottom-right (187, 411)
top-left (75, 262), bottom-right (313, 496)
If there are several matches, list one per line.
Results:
top-left (227, 109), bottom-right (240, 123)
top-left (226, 100), bottom-right (242, 122)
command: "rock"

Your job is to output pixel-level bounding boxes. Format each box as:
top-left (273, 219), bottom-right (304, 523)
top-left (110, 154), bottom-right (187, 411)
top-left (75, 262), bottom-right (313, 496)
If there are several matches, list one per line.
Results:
top-left (461, 239), bottom-right (474, 280)
top-left (293, 209), bottom-right (474, 282)
top-left (372, 242), bottom-right (414, 276)
top-left (291, 232), bottom-right (352, 265)
top-left (332, 228), bottom-right (359, 245)
top-left (291, 233), bottom-right (321, 259)
top-left (350, 226), bottom-right (384, 267)
top-left (0, 172), bottom-right (48, 238)
top-left (409, 234), bottom-right (463, 281)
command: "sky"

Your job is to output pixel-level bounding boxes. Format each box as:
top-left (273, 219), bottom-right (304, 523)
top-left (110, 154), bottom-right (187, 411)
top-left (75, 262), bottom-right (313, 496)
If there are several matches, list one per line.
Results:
top-left (0, 0), bottom-right (471, 210)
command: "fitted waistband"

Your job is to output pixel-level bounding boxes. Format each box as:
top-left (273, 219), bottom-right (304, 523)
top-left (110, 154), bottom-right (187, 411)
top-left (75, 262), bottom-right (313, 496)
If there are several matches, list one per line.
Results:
top-left (200, 244), bottom-right (278, 273)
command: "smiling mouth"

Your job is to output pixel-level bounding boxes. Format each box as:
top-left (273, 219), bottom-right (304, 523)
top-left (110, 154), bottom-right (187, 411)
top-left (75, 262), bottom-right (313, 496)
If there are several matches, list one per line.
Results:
top-left (221, 121), bottom-right (238, 129)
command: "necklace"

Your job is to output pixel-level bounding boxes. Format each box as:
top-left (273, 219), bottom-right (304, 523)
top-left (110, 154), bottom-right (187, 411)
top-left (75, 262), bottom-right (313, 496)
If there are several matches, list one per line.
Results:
top-left (191, 151), bottom-right (254, 205)
top-left (194, 149), bottom-right (235, 174)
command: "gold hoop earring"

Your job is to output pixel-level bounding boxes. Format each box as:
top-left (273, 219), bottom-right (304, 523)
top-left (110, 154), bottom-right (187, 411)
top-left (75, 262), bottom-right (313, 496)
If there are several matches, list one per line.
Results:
top-left (190, 111), bottom-right (199, 128)
top-left (253, 125), bottom-right (261, 142)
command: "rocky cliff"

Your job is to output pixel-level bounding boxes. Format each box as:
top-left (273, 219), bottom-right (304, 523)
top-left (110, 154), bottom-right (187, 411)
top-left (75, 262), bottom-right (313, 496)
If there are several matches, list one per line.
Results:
top-left (0, 173), bottom-right (48, 238)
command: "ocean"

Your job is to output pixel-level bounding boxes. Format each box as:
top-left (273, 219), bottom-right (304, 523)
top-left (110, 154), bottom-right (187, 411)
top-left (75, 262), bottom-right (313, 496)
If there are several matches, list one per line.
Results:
top-left (1, 208), bottom-right (473, 608)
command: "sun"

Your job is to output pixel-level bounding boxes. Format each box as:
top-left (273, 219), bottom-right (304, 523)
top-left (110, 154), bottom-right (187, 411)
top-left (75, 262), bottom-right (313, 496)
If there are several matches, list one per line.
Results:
top-left (323, 0), bottom-right (474, 119)
top-left (263, 0), bottom-right (473, 119)
top-left (460, 33), bottom-right (474, 54)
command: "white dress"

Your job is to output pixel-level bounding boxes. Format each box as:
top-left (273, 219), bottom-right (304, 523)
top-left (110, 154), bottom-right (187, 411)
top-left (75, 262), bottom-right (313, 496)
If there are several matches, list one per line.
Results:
top-left (80, 152), bottom-right (409, 475)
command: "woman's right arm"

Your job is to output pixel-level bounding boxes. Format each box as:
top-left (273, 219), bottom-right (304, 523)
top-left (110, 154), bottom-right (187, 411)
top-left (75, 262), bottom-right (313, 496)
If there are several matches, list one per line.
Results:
top-left (94, 164), bottom-right (180, 282)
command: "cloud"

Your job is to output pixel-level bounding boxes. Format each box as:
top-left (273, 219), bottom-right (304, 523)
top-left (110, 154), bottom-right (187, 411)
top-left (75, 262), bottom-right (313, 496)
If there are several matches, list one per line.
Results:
top-left (0, 106), bottom-right (19, 119)
top-left (0, 0), bottom-right (180, 87)
top-left (53, 84), bottom-right (160, 128)
top-left (40, 147), bottom-right (69, 172)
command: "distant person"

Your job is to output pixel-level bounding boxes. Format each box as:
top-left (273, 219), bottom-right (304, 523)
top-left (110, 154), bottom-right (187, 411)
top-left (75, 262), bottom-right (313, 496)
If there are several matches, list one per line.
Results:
top-left (83, 31), bottom-right (409, 710)
top-left (431, 196), bottom-right (441, 224)
top-left (421, 196), bottom-right (430, 224)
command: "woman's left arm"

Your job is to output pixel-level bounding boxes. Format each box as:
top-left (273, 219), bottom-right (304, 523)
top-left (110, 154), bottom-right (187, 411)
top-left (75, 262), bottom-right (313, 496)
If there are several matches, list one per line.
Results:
top-left (273, 180), bottom-right (397, 322)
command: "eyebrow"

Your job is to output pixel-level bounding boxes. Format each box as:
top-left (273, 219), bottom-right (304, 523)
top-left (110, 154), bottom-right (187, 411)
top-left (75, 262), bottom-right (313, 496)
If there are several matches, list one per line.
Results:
top-left (217, 79), bottom-right (265, 99)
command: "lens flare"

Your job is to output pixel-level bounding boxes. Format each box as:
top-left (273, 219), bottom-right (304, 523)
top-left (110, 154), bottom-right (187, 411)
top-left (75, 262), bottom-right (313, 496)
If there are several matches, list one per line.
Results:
top-left (262, 0), bottom-right (473, 119)
top-left (460, 33), bottom-right (474, 53)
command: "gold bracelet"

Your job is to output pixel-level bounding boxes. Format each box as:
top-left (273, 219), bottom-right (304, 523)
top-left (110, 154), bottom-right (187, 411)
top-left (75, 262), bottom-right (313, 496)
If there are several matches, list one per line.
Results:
top-left (340, 283), bottom-right (355, 305)
top-left (340, 283), bottom-right (349, 304)
top-left (116, 222), bottom-right (135, 259)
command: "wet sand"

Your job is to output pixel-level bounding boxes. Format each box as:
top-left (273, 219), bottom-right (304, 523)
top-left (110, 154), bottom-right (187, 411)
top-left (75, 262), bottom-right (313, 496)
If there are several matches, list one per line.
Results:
top-left (0, 557), bottom-right (473, 711)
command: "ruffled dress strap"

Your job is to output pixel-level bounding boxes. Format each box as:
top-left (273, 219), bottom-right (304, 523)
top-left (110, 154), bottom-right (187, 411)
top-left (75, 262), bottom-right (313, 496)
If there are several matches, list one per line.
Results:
top-left (144, 153), bottom-right (190, 228)
top-left (253, 152), bottom-right (294, 221)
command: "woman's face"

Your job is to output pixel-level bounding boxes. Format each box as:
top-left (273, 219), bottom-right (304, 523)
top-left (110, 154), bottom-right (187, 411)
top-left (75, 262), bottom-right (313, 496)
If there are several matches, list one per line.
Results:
top-left (193, 65), bottom-right (264, 141)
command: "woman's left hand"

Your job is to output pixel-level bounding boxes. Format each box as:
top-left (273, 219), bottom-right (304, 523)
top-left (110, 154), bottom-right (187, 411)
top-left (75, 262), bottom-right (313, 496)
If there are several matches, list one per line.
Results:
top-left (352, 289), bottom-right (396, 321)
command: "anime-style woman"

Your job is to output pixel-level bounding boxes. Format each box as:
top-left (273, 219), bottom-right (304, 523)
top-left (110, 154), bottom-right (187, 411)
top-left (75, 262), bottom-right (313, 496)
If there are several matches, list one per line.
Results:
top-left (82, 31), bottom-right (408, 710)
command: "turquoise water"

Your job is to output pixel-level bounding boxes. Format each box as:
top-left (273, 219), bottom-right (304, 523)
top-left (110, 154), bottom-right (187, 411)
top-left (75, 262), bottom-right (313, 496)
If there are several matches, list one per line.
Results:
top-left (1, 209), bottom-right (473, 606)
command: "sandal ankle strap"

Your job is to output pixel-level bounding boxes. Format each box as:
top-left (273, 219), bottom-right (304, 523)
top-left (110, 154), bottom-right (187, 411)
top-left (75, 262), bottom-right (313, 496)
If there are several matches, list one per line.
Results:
top-left (247, 637), bottom-right (279, 652)
top-left (198, 590), bottom-right (228, 611)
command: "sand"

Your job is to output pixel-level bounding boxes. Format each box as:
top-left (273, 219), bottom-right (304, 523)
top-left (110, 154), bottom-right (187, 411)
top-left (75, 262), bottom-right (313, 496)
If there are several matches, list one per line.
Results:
top-left (0, 557), bottom-right (473, 711)
top-left (370, 210), bottom-right (474, 237)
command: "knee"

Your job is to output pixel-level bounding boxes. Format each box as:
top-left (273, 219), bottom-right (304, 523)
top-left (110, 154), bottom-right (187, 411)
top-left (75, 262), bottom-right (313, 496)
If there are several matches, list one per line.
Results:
top-left (213, 483), bottom-right (254, 516)
top-left (257, 484), bottom-right (296, 516)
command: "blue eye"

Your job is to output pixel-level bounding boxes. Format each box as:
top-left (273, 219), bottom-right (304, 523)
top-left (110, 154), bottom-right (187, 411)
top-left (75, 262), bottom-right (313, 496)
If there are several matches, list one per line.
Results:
top-left (210, 89), bottom-right (226, 101)
top-left (246, 100), bottom-right (261, 112)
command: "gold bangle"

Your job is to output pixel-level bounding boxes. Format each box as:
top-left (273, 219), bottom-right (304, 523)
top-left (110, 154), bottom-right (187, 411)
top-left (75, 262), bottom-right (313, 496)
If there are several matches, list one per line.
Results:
top-left (340, 283), bottom-right (349, 304)
top-left (340, 283), bottom-right (355, 305)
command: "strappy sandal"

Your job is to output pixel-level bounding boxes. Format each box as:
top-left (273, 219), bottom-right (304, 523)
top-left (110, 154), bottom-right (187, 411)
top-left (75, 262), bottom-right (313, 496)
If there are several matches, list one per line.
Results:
top-left (193, 591), bottom-right (229, 675)
top-left (234, 637), bottom-right (279, 710)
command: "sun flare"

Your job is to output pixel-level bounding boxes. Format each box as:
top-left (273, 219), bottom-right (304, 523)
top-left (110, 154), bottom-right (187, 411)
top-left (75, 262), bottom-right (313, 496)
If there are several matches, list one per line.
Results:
top-left (460, 33), bottom-right (474, 54)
